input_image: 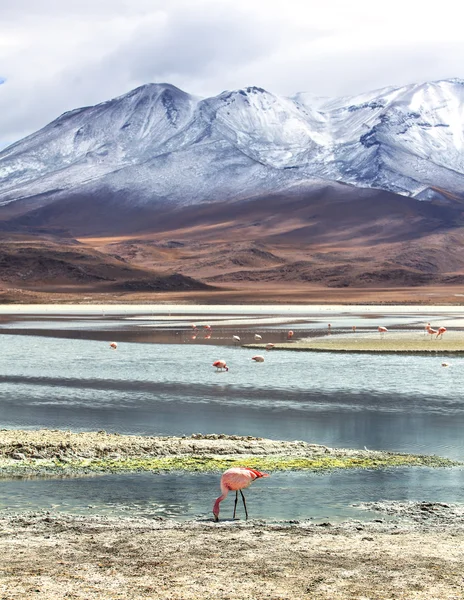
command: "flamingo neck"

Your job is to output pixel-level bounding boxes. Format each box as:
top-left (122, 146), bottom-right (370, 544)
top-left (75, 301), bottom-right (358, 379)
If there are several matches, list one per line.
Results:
top-left (213, 490), bottom-right (229, 519)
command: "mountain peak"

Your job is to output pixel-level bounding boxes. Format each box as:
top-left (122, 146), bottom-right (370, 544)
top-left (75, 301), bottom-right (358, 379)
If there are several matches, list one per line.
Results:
top-left (1, 78), bottom-right (464, 211)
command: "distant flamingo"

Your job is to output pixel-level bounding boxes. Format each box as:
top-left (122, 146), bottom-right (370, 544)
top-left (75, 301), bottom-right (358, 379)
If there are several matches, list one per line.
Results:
top-left (204, 325), bottom-right (212, 331)
top-left (192, 324), bottom-right (197, 330)
top-left (352, 325), bottom-right (356, 333)
top-left (252, 355), bottom-right (264, 362)
top-left (424, 323), bottom-right (431, 336)
top-left (426, 326), bottom-right (438, 339)
top-left (265, 343), bottom-right (275, 351)
top-left (213, 467), bottom-right (269, 521)
top-left (442, 362), bottom-right (450, 368)
top-left (378, 326), bottom-right (388, 337)
top-left (109, 342), bottom-right (118, 350)
top-left (254, 334), bottom-right (262, 341)
top-left (212, 360), bottom-right (229, 372)
top-left (436, 327), bottom-right (447, 339)
top-left (233, 335), bottom-right (241, 344)
top-left (287, 330), bottom-right (294, 339)
top-left (204, 333), bottom-right (212, 340)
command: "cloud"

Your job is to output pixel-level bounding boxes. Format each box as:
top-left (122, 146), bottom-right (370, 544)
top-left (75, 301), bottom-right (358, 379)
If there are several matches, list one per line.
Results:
top-left (1, 0), bottom-right (464, 146)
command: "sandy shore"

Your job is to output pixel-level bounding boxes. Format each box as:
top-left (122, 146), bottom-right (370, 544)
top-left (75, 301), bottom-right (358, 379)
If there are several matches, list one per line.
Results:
top-left (1, 507), bottom-right (464, 599)
top-left (247, 330), bottom-right (464, 354)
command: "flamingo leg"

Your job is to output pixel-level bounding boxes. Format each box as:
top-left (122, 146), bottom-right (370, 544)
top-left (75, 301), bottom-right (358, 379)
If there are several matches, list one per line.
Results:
top-left (233, 491), bottom-right (238, 519)
top-left (240, 490), bottom-right (248, 520)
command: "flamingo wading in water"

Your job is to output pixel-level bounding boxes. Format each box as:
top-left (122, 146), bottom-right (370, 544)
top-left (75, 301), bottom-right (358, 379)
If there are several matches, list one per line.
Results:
top-left (378, 326), bottom-right (388, 337)
top-left (213, 467), bottom-right (269, 521)
top-left (212, 360), bottom-right (229, 372)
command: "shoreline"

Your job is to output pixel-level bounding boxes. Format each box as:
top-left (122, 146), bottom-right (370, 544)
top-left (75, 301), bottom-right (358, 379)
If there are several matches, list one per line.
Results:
top-left (1, 507), bottom-right (464, 599)
top-left (246, 330), bottom-right (464, 354)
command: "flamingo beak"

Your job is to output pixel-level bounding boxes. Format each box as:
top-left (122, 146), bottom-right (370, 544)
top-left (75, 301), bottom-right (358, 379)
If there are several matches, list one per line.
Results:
top-left (213, 513), bottom-right (219, 522)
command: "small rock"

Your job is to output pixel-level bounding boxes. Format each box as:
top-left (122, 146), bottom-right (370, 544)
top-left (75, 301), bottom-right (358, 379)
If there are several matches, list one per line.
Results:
top-left (11, 452), bottom-right (26, 460)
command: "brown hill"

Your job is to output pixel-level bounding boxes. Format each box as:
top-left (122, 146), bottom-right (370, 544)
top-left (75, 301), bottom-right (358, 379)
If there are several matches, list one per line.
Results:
top-left (0, 235), bottom-right (212, 295)
top-left (1, 181), bottom-right (464, 299)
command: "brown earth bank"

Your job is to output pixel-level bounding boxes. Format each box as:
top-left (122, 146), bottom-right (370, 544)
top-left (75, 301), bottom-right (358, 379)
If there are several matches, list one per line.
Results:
top-left (2, 282), bottom-right (464, 305)
top-left (1, 510), bottom-right (464, 599)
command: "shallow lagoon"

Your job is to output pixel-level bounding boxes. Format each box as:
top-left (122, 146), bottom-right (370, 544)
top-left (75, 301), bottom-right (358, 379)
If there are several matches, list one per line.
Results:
top-left (1, 305), bottom-right (463, 521)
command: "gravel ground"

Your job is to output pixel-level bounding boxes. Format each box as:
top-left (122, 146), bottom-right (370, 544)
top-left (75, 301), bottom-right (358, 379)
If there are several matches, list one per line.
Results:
top-left (1, 507), bottom-right (464, 600)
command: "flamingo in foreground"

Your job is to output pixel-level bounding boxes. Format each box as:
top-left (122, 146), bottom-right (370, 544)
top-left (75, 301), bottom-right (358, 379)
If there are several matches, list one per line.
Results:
top-left (212, 360), bottom-right (229, 372)
top-left (213, 467), bottom-right (269, 521)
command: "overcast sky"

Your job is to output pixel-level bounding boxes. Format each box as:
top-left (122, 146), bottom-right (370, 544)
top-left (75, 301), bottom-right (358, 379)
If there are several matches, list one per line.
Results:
top-left (1, 0), bottom-right (463, 146)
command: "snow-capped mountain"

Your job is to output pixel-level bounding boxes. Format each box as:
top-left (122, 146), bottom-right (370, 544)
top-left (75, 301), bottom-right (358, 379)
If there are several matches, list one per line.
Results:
top-left (1, 79), bottom-right (464, 211)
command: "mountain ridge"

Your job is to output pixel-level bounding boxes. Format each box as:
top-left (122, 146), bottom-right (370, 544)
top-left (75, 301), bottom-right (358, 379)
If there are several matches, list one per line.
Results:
top-left (1, 78), bottom-right (464, 214)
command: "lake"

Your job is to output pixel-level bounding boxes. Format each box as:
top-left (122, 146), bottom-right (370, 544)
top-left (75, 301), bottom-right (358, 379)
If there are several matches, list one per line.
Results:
top-left (1, 306), bottom-right (463, 522)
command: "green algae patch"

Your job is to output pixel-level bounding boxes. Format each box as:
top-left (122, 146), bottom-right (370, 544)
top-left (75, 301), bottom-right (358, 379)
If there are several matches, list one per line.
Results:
top-left (0, 453), bottom-right (458, 478)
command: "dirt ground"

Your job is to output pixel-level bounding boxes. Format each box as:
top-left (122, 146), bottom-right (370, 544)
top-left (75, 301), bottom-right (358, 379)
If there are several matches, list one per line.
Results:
top-left (2, 282), bottom-right (464, 305)
top-left (1, 511), bottom-right (464, 600)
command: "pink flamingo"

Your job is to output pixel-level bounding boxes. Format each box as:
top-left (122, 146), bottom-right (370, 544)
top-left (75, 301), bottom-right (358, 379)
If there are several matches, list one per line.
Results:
top-left (287, 330), bottom-right (294, 339)
top-left (424, 323), bottom-right (431, 336)
top-left (426, 326), bottom-right (438, 339)
top-left (378, 326), bottom-right (388, 337)
top-left (436, 326), bottom-right (447, 339)
top-left (213, 467), bottom-right (269, 521)
top-left (252, 355), bottom-right (264, 362)
top-left (212, 360), bottom-right (228, 372)
top-left (109, 342), bottom-right (118, 350)
top-left (265, 343), bottom-right (275, 351)
top-left (352, 325), bottom-right (356, 333)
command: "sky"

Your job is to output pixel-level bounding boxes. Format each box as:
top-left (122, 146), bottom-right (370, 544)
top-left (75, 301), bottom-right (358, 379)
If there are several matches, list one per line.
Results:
top-left (1, 0), bottom-right (464, 147)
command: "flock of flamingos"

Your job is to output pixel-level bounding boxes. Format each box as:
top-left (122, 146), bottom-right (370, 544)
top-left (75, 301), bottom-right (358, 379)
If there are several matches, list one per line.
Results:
top-left (108, 319), bottom-right (448, 521)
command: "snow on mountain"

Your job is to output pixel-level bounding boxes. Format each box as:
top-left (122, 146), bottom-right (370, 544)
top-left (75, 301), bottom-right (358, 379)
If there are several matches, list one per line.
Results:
top-left (1, 79), bottom-right (464, 210)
